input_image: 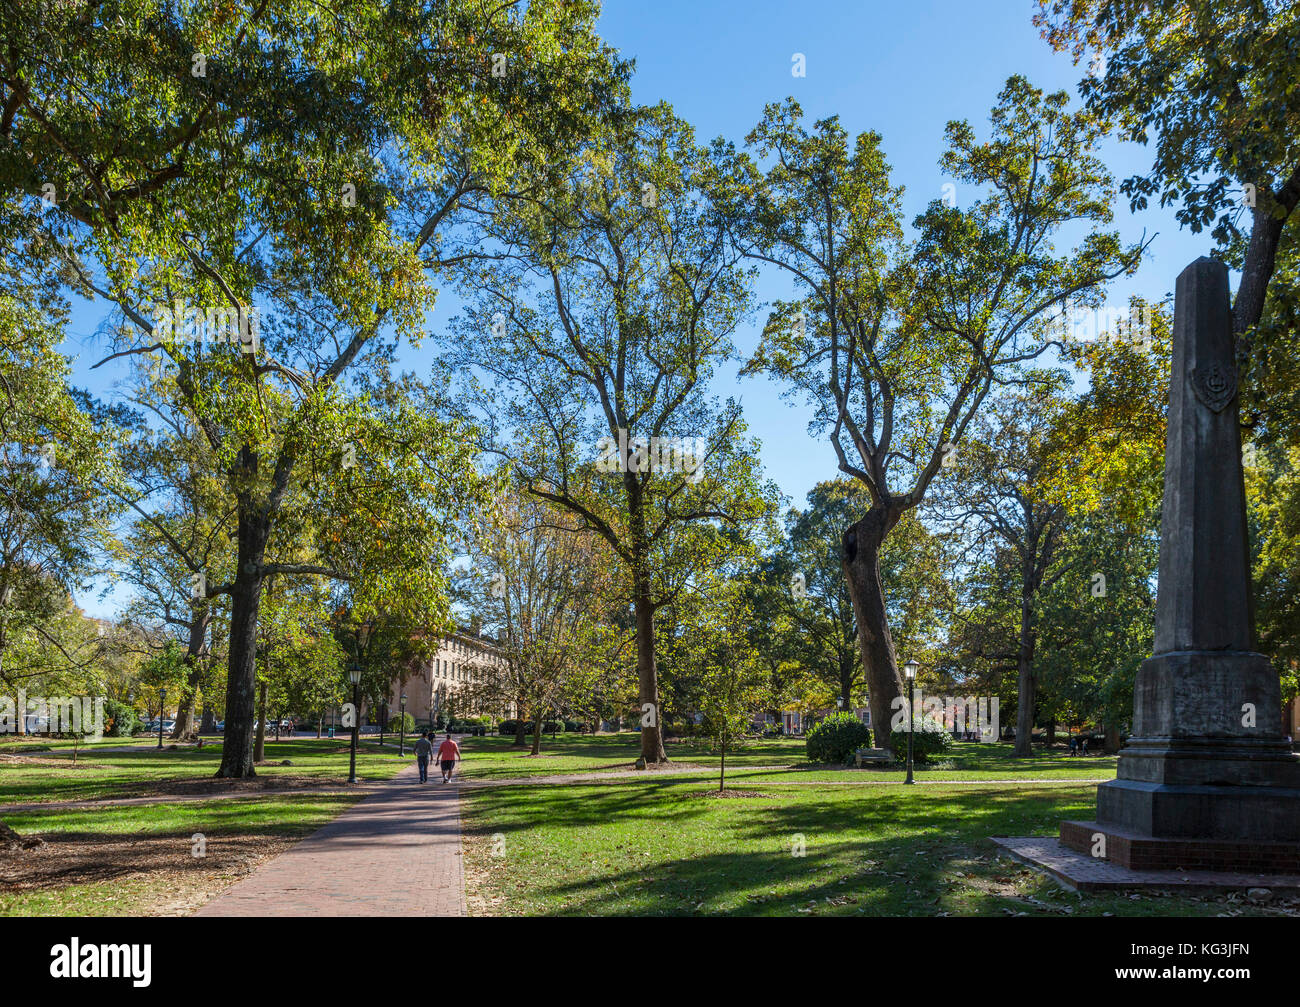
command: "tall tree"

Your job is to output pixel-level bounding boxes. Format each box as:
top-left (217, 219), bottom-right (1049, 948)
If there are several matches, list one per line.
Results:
top-left (5, 1), bottom-right (624, 777)
top-left (112, 371), bottom-right (235, 739)
top-left (712, 79), bottom-right (1143, 747)
top-left (933, 381), bottom-right (1074, 755)
top-left (448, 104), bottom-right (775, 763)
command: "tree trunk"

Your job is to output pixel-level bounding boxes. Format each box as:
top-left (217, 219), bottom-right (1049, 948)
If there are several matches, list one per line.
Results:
top-left (719, 745), bottom-right (725, 792)
top-left (1045, 718), bottom-right (1056, 750)
top-left (842, 506), bottom-right (903, 754)
top-left (839, 655), bottom-right (853, 713)
top-left (170, 607), bottom-right (210, 741)
top-left (514, 700), bottom-right (528, 747)
top-left (199, 706), bottom-right (215, 734)
top-left (1014, 570), bottom-right (1037, 758)
top-left (1103, 723), bottom-right (1121, 755)
top-left (530, 716), bottom-right (542, 756)
top-left (1233, 167), bottom-right (1299, 340)
top-left (216, 504), bottom-right (268, 778)
top-left (634, 579), bottom-right (668, 763)
top-left (254, 679), bottom-right (268, 763)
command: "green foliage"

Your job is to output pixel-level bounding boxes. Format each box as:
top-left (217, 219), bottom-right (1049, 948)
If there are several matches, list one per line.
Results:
top-left (1036, 1), bottom-right (1300, 451)
top-left (138, 640), bottom-right (190, 693)
top-left (0, 286), bottom-right (122, 691)
top-left (387, 712), bottom-right (416, 733)
top-left (806, 711), bottom-right (872, 764)
top-left (888, 719), bottom-right (953, 764)
top-left (103, 699), bottom-right (140, 738)
top-left (1249, 445), bottom-right (1300, 700)
top-left (447, 102), bottom-right (778, 760)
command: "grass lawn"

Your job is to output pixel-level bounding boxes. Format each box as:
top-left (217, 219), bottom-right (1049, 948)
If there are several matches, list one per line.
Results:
top-left (0, 793), bottom-right (364, 916)
top-left (0, 737), bottom-right (413, 806)
top-left (460, 778), bottom-right (1284, 917)
top-left (454, 732), bottom-right (1119, 783)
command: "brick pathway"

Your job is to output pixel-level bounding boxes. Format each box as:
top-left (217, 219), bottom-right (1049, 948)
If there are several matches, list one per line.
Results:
top-left (194, 762), bottom-right (465, 916)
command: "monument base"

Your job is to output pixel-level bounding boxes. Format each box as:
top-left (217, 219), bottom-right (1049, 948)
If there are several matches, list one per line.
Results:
top-left (1061, 820), bottom-right (1300, 873)
top-left (1097, 777), bottom-right (1300, 841)
top-left (1087, 648), bottom-right (1300, 851)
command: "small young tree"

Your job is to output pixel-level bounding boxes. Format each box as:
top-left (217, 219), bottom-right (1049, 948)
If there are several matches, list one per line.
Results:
top-left (683, 584), bottom-right (769, 792)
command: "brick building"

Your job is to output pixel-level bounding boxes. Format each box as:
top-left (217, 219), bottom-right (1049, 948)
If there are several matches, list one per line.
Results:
top-left (387, 629), bottom-right (510, 724)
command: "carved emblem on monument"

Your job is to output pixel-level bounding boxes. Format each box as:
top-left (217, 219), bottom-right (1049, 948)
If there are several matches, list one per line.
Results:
top-left (1192, 360), bottom-right (1236, 413)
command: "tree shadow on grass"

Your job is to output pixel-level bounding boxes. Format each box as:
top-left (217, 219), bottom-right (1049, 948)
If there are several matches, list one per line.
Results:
top-left (466, 781), bottom-right (1107, 916)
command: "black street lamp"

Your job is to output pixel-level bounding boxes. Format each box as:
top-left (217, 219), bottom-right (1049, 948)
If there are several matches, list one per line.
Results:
top-left (348, 664), bottom-right (363, 783)
top-left (903, 660), bottom-right (919, 784)
top-left (399, 693), bottom-right (407, 757)
top-left (348, 623), bottom-right (371, 784)
top-left (157, 687), bottom-right (167, 750)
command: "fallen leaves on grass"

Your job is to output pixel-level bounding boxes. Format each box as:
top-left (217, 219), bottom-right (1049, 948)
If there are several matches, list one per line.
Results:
top-left (0, 830), bottom-right (301, 915)
top-left (694, 789), bottom-right (776, 799)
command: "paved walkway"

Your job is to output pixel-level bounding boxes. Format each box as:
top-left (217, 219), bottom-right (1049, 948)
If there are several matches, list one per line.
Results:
top-left (194, 762), bottom-right (465, 917)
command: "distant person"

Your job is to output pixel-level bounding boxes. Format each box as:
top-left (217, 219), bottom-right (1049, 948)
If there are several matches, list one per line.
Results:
top-left (1080, 736), bottom-right (1090, 756)
top-left (1068, 735), bottom-right (1078, 757)
top-left (413, 731), bottom-right (433, 784)
top-left (438, 731), bottom-right (461, 783)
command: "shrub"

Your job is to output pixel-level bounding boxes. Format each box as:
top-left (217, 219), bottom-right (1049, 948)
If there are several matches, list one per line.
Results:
top-left (104, 699), bottom-right (139, 737)
top-left (888, 717), bottom-right (953, 764)
top-left (805, 712), bottom-right (872, 764)
top-left (387, 712), bottom-right (416, 733)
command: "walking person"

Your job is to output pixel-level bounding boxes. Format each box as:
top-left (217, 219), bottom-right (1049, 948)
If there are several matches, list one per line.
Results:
top-left (438, 731), bottom-right (461, 783)
top-left (414, 730), bottom-right (433, 784)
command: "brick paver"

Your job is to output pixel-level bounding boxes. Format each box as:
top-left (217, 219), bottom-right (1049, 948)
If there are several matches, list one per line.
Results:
top-left (994, 836), bottom-right (1300, 894)
top-left (194, 762), bottom-right (465, 916)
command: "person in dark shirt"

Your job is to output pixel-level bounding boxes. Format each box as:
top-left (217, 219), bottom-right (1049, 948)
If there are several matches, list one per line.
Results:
top-left (414, 731), bottom-right (433, 783)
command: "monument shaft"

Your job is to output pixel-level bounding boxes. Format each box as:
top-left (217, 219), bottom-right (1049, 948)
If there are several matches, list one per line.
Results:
top-left (1062, 257), bottom-right (1300, 869)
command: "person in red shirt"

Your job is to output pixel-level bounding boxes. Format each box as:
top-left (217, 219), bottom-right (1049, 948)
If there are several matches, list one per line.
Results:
top-left (437, 732), bottom-right (461, 783)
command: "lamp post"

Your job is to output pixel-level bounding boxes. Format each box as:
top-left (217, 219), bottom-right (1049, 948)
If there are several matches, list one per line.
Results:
top-left (348, 664), bottom-right (363, 783)
top-left (158, 687), bottom-right (167, 750)
top-left (903, 660), bottom-right (919, 784)
top-left (348, 623), bottom-right (371, 784)
top-left (399, 693), bottom-right (407, 757)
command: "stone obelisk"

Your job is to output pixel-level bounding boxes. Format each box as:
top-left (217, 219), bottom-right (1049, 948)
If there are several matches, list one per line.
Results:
top-left (1062, 257), bottom-right (1300, 872)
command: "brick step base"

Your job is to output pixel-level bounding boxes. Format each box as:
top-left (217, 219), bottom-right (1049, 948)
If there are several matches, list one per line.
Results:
top-left (1060, 820), bottom-right (1300, 873)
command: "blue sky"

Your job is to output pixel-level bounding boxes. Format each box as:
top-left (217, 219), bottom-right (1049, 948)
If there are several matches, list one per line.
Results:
top-left (65, 0), bottom-right (1214, 618)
